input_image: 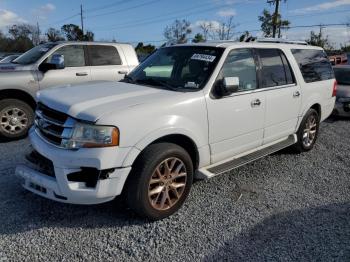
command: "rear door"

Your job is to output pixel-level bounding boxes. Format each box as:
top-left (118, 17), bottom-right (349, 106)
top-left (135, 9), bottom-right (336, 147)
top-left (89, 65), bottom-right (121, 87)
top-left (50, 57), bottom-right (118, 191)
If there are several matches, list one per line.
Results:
top-left (38, 45), bottom-right (91, 89)
top-left (88, 45), bottom-right (129, 81)
top-left (256, 48), bottom-right (301, 144)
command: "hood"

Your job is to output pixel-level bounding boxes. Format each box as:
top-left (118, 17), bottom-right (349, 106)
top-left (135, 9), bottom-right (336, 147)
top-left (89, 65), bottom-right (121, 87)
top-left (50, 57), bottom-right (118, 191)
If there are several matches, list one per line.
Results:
top-left (337, 84), bottom-right (350, 98)
top-left (0, 63), bottom-right (32, 72)
top-left (37, 81), bottom-right (183, 122)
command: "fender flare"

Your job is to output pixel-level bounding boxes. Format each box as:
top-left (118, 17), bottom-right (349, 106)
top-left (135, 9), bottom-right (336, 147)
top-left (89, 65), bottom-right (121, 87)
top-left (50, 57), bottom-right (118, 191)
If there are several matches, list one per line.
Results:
top-left (122, 127), bottom-right (202, 167)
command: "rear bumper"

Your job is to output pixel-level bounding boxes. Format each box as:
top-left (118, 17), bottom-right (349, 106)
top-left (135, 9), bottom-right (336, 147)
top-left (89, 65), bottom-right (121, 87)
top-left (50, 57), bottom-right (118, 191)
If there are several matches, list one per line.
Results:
top-left (15, 128), bottom-right (134, 205)
top-left (333, 101), bottom-right (350, 117)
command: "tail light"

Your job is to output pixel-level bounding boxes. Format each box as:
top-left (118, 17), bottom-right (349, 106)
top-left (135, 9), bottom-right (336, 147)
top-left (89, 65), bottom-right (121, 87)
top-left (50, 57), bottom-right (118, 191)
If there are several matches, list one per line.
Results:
top-left (332, 80), bottom-right (337, 97)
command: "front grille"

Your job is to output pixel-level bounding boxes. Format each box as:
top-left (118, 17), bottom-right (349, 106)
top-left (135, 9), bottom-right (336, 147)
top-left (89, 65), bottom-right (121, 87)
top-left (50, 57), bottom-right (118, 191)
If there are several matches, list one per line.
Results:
top-left (35, 103), bottom-right (73, 146)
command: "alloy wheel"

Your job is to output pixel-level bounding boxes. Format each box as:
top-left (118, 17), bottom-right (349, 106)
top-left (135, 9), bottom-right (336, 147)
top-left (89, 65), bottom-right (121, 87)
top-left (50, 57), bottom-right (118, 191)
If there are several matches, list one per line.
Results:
top-left (148, 157), bottom-right (187, 211)
top-left (302, 114), bottom-right (317, 148)
top-left (0, 107), bottom-right (29, 135)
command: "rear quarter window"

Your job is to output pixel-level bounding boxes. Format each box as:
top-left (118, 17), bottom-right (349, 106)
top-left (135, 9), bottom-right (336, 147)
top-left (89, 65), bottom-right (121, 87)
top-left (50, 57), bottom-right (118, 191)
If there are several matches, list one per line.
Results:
top-left (291, 49), bottom-right (334, 83)
top-left (89, 45), bottom-right (122, 66)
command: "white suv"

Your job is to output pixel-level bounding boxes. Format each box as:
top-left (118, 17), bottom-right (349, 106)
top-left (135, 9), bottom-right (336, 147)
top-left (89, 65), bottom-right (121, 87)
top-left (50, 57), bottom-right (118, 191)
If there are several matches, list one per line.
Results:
top-left (16, 40), bottom-right (336, 220)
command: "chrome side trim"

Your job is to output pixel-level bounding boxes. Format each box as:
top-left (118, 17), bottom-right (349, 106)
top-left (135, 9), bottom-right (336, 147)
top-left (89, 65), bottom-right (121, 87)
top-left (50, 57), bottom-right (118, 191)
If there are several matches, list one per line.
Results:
top-left (223, 84), bottom-right (298, 98)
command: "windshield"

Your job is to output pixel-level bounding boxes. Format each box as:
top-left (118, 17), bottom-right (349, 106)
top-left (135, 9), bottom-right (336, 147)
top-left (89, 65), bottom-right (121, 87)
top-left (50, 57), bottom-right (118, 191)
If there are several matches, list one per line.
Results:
top-left (13, 43), bottom-right (58, 65)
top-left (334, 67), bottom-right (350, 85)
top-left (0, 55), bottom-right (18, 63)
top-left (126, 46), bottom-right (224, 91)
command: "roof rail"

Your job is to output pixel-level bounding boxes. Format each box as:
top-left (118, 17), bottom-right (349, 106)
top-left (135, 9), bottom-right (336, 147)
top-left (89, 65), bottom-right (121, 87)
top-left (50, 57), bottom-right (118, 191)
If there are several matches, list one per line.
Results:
top-left (248, 37), bottom-right (308, 45)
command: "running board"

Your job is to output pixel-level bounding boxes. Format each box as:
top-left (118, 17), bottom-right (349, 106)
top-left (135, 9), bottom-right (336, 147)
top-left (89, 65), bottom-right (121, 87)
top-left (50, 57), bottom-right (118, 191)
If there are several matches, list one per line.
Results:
top-left (197, 135), bottom-right (296, 179)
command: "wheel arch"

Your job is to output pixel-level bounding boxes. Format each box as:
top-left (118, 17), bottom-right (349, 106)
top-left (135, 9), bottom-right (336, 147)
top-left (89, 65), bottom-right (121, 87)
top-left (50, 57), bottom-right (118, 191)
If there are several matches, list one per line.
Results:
top-left (0, 89), bottom-right (36, 110)
top-left (123, 131), bottom-right (201, 170)
top-left (310, 103), bottom-right (321, 119)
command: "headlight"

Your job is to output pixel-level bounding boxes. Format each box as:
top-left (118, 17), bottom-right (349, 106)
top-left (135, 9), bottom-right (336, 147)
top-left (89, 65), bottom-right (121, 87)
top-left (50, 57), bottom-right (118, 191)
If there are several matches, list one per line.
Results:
top-left (61, 122), bottom-right (119, 149)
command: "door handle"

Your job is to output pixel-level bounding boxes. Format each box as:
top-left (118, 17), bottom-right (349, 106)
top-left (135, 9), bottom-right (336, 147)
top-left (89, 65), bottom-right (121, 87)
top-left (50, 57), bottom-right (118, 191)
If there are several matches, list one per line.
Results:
top-left (293, 91), bottom-right (301, 97)
top-left (118, 70), bottom-right (128, 75)
top-left (251, 99), bottom-right (261, 107)
top-left (76, 72), bottom-right (88, 76)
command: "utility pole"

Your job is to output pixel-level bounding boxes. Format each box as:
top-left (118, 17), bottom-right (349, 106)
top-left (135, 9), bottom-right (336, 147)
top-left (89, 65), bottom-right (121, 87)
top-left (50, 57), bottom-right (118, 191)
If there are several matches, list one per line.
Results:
top-left (36, 22), bottom-right (40, 45)
top-left (268, 0), bottom-right (281, 38)
top-left (80, 4), bottom-right (84, 34)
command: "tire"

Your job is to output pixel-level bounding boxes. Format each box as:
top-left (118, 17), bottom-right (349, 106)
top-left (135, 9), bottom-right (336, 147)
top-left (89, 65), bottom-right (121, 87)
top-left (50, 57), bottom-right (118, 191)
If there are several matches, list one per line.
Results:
top-left (292, 108), bottom-right (320, 153)
top-left (126, 142), bottom-right (194, 220)
top-left (0, 99), bottom-right (34, 140)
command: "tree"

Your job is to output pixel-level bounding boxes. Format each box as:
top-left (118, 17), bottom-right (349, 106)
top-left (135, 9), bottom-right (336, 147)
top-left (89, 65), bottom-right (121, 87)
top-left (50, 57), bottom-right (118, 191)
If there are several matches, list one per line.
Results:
top-left (198, 21), bottom-right (215, 41)
top-left (164, 19), bottom-right (192, 44)
top-left (46, 27), bottom-right (65, 42)
top-left (8, 24), bottom-right (33, 39)
top-left (135, 42), bottom-right (156, 54)
top-left (306, 29), bottom-right (334, 50)
top-left (61, 24), bottom-right (94, 41)
top-left (83, 30), bottom-right (94, 41)
top-left (215, 16), bottom-right (236, 40)
top-left (259, 8), bottom-right (290, 38)
top-left (192, 33), bottom-right (205, 43)
top-left (61, 24), bottom-right (84, 41)
top-left (239, 31), bottom-right (251, 42)
top-left (7, 24), bottom-right (34, 52)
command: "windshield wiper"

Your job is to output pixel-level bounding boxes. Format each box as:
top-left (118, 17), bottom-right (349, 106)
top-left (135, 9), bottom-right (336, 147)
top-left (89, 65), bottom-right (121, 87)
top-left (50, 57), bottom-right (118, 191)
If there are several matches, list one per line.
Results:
top-left (135, 78), bottom-right (182, 92)
top-left (122, 75), bottom-right (135, 84)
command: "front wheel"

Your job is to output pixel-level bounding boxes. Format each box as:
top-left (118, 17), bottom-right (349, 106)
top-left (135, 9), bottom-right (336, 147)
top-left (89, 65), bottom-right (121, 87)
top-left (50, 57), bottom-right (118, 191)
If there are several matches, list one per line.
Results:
top-left (293, 108), bottom-right (320, 153)
top-left (0, 99), bottom-right (34, 140)
top-left (126, 143), bottom-right (194, 220)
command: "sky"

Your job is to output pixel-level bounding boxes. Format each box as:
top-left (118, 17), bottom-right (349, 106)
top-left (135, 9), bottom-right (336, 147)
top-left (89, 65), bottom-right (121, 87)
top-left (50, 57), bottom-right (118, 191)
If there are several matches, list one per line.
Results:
top-left (0, 0), bottom-right (349, 47)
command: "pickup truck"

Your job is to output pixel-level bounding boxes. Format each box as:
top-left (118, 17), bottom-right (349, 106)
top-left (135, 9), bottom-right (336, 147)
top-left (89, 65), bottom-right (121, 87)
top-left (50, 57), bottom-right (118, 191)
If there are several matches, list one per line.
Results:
top-left (0, 41), bottom-right (139, 139)
top-left (16, 40), bottom-right (336, 220)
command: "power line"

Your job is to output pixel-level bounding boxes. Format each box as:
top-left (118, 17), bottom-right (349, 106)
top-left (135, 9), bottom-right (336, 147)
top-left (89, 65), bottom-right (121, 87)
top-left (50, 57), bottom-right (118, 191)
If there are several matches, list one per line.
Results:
top-left (84, 0), bottom-right (137, 13)
top-left (42, 13), bottom-right (80, 27)
top-left (87, 0), bottom-right (163, 19)
top-left (91, 1), bottom-right (218, 30)
top-left (93, 3), bottom-right (236, 31)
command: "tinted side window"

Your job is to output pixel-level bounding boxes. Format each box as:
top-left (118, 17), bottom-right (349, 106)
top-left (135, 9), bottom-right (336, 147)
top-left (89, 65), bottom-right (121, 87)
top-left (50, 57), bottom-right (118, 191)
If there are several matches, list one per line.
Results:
top-left (291, 49), bottom-right (334, 83)
top-left (49, 45), bottom-right (85, 67)
top-left (89, 45), bottom-right (122, 66)
top-left (218, 48), bottom-right (257, 92)
top-left (280, 52), bottom-right (295, 85)
top-left (258, 49), bottom-right (290, 88)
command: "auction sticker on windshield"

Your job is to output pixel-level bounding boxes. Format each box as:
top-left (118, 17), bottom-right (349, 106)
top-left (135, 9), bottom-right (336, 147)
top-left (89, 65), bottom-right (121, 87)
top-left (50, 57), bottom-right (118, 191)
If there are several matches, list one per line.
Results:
top-left (191, 54), bottom-right (216, 62)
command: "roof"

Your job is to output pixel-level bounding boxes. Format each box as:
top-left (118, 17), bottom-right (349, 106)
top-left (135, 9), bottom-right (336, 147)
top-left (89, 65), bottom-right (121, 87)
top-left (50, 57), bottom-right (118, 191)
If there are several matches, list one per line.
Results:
top-left (171, 41), bottom-right (324, 50)
top-left (47, 41), bottom-right (132, 46)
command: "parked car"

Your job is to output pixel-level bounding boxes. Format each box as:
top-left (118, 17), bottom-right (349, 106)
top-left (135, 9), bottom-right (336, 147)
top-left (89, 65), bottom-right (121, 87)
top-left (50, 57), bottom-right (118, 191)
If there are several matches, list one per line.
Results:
top-left (0, 54), bottom-right (21, 63)
top-left (16, 40), bottom-right (336, 220)
top-left (333, 65), bottom-right (350, 116)
top-left (0, 41), bottom-right (139, 139)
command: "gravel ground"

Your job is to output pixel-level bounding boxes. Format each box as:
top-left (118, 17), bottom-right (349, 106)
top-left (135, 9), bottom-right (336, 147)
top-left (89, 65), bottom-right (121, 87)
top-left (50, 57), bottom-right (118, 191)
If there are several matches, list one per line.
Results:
top-left (0, 118), bottom-right (349, 262)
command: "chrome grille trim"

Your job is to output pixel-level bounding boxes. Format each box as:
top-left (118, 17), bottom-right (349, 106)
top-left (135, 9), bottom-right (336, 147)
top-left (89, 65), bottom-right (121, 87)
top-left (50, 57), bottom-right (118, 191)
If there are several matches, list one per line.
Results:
top-left (34, 104), bottom-right (76, 147)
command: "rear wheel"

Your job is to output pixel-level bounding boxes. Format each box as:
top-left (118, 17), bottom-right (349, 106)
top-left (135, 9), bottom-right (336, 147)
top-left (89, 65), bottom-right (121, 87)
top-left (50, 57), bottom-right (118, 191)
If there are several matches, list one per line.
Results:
top-left (293, 108), bottom-right (320, 153)
top-left (126, 143), bottom-right (193, 220)
top-left (0, 99), bottom-right (34, 140)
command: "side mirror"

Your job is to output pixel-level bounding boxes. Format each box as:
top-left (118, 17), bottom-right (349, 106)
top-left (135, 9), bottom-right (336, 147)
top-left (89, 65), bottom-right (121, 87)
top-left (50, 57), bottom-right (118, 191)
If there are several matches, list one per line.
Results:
top-left (39, 54), bottom-right (65, 72)
top-left (51, 54), bottom-right (65, 69)
top-left (216, 77), bottom-right (240, 97)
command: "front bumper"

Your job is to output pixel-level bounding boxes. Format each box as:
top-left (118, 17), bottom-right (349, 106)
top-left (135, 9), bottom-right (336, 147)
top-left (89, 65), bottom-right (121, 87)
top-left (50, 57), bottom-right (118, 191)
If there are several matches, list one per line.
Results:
top-left (15, 128), bottom-right (134, 205)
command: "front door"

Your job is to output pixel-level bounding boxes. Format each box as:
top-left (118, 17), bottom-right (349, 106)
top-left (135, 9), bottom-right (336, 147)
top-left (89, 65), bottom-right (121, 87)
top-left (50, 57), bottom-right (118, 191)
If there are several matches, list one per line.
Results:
top-left (206, 48), bottom-right (265, 163)
top-left (38, 45), bottom-right (91, 89)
